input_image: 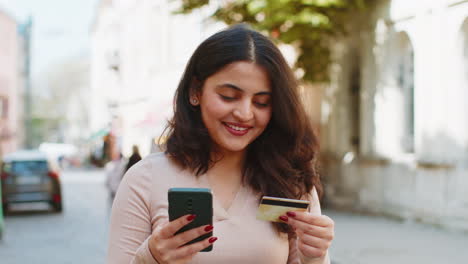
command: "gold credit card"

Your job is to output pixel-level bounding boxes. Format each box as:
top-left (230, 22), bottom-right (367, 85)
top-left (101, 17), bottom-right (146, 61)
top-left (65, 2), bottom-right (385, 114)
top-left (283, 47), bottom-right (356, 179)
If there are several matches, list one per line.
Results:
top-left (256, 196), bottom-right (310, 222)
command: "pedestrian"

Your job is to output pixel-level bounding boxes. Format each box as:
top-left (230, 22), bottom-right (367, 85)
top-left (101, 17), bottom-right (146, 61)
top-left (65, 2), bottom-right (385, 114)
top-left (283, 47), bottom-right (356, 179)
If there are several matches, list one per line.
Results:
top-left (107, 24), bottom-right (334, 264)
top-left (125, 145), bottom-right (142, 172)
top-left (105, 152), bottom-right (126, 199)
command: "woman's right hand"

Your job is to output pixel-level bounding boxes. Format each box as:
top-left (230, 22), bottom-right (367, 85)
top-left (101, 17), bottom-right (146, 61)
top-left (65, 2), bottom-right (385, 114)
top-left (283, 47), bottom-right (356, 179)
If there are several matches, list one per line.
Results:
top-left (148, 214), bottom-right (217, 264)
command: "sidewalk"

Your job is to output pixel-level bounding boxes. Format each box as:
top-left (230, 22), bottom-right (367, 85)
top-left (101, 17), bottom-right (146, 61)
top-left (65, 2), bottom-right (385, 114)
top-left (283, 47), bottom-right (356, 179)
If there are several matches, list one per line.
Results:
top-left (324, 209), bottom-right (468, 264)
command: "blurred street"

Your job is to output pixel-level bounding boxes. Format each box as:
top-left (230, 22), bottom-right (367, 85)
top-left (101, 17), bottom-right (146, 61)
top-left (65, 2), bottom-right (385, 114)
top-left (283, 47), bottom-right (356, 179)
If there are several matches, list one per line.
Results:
top-left (1, 0), bottom-right (468, 263)
top-left (0, 169), bottom-right (467, 264)
top-left (328, 210), bottom-right (468, 264)
top-left (0, 169), bottom-right (110, 264)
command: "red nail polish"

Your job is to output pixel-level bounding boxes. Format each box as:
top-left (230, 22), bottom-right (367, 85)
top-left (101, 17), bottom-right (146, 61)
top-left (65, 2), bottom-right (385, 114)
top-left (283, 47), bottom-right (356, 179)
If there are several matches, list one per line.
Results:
top-left (187, 214), bottom-right (196, 221)
top-left (209, 237), bottom-right (218, 243)
top-left (279, 215), bottom-right (288, 222)
top-left (286, 211), bottom-right (296, 217)
top-left (204, 225), bottom-right (213, 232)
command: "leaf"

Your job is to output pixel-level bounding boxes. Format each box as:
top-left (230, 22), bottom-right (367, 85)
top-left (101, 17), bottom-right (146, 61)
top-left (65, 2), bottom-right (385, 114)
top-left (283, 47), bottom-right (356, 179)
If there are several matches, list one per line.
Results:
top-left (177, 0), bottom-right (374, 83)
top-left (247, 0), bottom-right (267, 14)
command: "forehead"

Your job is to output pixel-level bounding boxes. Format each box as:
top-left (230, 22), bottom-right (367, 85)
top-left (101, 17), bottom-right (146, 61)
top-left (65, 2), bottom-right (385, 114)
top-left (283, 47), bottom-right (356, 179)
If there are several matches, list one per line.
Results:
top-left (204, 61), bottom-right (271, 93)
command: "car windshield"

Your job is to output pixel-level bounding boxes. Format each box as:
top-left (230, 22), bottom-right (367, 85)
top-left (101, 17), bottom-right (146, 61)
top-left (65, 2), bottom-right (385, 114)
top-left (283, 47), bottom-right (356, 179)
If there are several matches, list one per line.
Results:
top-left (11, 161), bottom-right (48, 174)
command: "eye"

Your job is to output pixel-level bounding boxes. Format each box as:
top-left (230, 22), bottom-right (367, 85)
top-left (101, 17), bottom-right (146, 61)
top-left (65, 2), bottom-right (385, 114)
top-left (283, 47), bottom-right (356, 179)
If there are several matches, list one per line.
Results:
top-left (219, 94), bottom-right (235, 101)
top-left (254, 102), bottom-right (270, 108)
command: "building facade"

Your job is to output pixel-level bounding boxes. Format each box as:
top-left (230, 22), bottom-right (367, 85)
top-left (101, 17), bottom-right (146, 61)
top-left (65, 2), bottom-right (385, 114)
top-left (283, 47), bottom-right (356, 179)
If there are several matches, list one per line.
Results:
top-left (322, 0), bottom-right (468, 231)
top-left (0, 9), bottom-right (23, 156)
top-left (91, 0), bottom-right (224, 157)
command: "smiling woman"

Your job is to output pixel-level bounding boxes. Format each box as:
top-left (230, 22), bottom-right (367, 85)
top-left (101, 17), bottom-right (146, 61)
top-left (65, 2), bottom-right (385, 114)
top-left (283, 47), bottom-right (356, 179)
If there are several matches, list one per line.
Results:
top-left (193, 61), bottom-right (272, 154)
top-left (107, 24), bottom-right (334, 264)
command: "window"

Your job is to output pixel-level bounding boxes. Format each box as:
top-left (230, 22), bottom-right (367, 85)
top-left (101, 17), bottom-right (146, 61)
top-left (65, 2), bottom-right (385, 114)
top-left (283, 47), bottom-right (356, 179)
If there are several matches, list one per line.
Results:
top-left (462, 20), bottom-right (468, 93)
top-left (0, 97), bottom-right (8, 118)
top-left (12, 161), bottom-right (49, 174)
top-left (396, 32), bottom-right (415, 153)
top-left (461, 18), bottom-right (468, 149)
top-left (350, 55), bottom-right (361, 153)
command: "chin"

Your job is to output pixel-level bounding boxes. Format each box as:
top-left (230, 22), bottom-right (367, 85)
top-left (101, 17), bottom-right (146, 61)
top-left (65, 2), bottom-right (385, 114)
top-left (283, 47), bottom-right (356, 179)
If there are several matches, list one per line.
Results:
top-left (220, 142), bottom-right (249, 153)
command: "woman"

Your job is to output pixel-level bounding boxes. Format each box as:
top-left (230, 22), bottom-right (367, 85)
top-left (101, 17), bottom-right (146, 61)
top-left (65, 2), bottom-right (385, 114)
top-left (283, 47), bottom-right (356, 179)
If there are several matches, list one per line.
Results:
top-left (107, 24), bottom-right (334, 264)
top-left (105, 152), bottom-right (126, 199)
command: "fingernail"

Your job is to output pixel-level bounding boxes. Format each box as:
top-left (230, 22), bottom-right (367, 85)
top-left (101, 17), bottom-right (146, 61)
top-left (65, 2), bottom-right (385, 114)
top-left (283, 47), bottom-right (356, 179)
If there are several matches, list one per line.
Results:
top-left (204, 225), bottom-right (213, 232)
top-left (286, 211), bottom-right (296, 217)
top-left (279, 215), bottom-right (288, 222)
top-left (187, 214), bottom-right (196, 221)
top-left (209, 237), bottom-right (218, 243)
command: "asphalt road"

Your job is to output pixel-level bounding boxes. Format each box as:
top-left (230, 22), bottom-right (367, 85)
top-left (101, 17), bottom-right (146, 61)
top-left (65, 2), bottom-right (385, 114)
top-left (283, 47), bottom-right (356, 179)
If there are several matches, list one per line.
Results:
top-left (0, 169), bottom-right (111, 264)
top-left (327, 209), bottom-right (468, 264)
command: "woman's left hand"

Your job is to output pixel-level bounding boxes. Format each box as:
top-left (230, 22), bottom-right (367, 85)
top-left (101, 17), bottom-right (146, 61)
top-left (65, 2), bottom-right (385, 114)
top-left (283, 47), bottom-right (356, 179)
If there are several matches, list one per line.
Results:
top-left (280, 211), bottom-right (334, 259)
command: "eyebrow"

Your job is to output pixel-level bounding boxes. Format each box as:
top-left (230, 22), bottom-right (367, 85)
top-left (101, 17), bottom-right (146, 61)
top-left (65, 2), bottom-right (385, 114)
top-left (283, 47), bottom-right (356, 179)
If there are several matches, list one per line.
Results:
top-left (216, 83), bottom-right (271, 96)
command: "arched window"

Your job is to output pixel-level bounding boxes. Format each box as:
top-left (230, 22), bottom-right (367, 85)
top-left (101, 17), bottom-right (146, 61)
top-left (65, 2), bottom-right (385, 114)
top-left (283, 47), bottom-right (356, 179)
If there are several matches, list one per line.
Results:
top-left (396, 32), bottom-right (415, 153)
top-left (461, 18), bottom-right (468, 149)
top-left (462, 20), bottom-right (468, 96)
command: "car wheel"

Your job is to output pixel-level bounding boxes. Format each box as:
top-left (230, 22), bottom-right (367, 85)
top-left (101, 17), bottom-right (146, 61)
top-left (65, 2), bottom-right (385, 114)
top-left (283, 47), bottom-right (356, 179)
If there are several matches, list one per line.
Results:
top-left (51, 201), bottom-right (63, 212)
top-left (2, 203), bottom-right (10, 215)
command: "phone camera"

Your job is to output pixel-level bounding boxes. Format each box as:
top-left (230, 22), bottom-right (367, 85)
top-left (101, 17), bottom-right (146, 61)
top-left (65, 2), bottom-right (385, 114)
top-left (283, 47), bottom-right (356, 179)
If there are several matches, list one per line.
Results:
top-left (187, 198), bottom-right (193, 212)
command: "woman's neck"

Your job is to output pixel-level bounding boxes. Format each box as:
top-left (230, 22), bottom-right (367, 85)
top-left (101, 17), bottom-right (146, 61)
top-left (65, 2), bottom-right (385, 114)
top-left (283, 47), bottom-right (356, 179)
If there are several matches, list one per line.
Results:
top-left (208, 149), bottom-right (245, 184)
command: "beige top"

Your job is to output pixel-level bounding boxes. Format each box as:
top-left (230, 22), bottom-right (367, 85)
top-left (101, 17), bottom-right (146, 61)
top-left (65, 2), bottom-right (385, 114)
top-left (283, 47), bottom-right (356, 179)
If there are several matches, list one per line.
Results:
top-left (107, 152), bottom-right (330, 264)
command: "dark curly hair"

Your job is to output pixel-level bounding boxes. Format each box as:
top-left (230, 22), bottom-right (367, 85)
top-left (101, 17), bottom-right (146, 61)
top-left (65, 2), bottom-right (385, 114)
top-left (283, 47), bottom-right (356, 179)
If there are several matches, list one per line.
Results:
top-left (161, 24), bottom-right (322, 235)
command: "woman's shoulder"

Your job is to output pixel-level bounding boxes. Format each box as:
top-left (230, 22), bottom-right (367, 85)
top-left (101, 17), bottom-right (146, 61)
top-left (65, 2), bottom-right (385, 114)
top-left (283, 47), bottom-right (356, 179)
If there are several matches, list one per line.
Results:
top-left (125, 152), bottom-right (186, 182)
top-left (128, 152), bottom-right (175, 172)
top-left (121, 152), bottom-right (195, 202)
top-left (140, 151), bottom-right (170, 165)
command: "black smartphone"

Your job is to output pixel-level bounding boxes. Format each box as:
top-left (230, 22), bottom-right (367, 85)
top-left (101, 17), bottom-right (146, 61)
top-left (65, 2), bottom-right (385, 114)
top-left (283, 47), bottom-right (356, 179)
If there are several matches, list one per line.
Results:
top-left (168, 188), bottom-right (213, 252)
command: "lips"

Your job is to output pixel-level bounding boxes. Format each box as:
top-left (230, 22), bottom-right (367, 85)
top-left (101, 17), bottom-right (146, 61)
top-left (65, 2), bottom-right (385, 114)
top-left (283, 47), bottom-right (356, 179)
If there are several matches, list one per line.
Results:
top-left (223, 122), bottom-right (252, 136)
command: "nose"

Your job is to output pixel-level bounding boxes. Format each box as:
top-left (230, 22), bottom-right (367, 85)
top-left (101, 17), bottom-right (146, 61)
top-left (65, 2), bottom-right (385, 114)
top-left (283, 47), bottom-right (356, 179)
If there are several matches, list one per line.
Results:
top-left (233, 101), bottom-right (254, 122)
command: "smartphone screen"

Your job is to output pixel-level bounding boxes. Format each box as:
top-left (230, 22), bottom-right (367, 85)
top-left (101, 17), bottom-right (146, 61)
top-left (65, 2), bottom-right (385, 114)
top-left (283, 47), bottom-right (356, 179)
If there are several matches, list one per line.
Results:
top-left (168, 188), bottom-right (213, 252)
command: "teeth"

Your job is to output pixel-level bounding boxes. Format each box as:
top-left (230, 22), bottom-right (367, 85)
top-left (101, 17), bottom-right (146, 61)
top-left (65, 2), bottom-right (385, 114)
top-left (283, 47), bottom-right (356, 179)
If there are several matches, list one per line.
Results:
top-left (226, 124), bottom-right (248, 131)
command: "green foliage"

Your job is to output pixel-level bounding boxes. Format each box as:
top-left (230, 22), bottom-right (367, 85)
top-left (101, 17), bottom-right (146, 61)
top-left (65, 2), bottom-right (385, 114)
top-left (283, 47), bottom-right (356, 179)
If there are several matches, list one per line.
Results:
top-left (178, 0), bottom-right (210, 13)
top-left (30, 117), bottom-right (63, 147)
top-left (176, 0), bottom-right (375, 82)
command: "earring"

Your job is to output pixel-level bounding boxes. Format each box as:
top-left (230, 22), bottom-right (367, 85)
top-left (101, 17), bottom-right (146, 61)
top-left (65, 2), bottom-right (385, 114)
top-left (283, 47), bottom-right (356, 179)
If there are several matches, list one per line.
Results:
top-left (191, 98), bottom-right (199, 105)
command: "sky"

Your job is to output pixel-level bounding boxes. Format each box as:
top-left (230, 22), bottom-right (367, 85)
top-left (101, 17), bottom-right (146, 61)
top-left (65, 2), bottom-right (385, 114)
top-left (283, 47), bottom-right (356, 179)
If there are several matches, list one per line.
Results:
top-left (0, 0), bottom-right (99, 78)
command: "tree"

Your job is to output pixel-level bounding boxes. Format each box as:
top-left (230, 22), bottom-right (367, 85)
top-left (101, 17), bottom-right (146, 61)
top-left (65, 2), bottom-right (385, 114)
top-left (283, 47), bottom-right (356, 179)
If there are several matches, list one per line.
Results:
top-left (177, 0), bottom-right (375, 82)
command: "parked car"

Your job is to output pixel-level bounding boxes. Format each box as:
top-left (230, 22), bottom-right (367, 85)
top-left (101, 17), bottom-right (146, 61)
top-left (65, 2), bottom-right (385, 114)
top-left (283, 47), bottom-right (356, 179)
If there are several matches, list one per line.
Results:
top-left (0, 174), bottom-right (4, 239)
top-left (1, 150), bottom-right (63, 213)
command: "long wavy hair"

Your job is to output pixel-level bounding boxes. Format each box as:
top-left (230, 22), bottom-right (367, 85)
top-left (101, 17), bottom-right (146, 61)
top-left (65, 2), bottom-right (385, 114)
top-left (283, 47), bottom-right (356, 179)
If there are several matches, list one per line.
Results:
top-left (161, 24), bottom-right (322, 235)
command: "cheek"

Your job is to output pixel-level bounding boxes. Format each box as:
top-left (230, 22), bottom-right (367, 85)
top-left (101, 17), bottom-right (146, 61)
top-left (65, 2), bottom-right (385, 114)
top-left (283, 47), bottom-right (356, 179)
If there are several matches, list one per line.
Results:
top-left (202, 98), bottom-right (230, 121)
top-left (257, 110), bottom-right (272, 128)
